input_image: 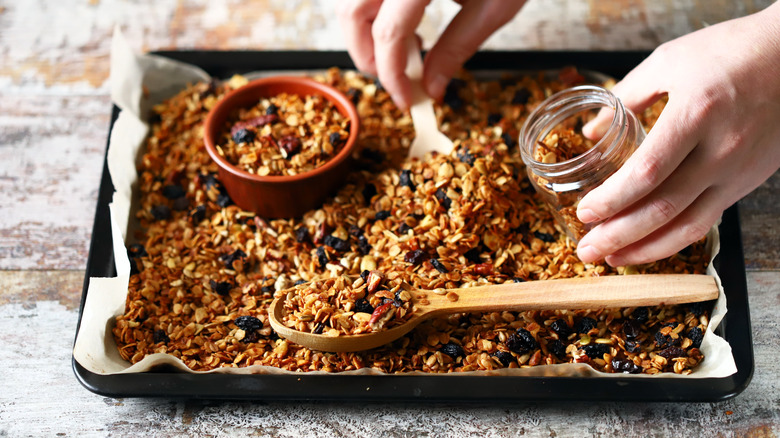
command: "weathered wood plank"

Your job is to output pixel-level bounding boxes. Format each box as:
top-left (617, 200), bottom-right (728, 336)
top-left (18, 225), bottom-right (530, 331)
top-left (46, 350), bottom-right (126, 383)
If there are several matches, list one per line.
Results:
top-left (0, 269), bottom-right (777, 436)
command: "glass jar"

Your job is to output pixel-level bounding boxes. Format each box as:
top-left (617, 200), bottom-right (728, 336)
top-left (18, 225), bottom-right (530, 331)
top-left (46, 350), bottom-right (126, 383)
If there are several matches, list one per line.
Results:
top-left (519, 85), bottom-right (646, 241)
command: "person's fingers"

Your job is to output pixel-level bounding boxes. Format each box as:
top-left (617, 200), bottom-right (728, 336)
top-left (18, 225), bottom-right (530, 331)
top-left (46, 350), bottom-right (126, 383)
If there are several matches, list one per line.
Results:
top-left (576, 144), bottom-right (713, 263)
top-left (600, 188), bottom-right (724, 267)
top-left (423, 0), bottom-right (527, 100)
top-left (371, 0), bottom-right (430, 110)
top-left (337, 0), bottom-right (384, 75)
top-left (576, 100), bottom-right (701, 224)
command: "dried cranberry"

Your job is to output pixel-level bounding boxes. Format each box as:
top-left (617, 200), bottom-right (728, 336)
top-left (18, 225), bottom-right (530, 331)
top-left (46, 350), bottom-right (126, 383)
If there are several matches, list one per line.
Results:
top-left (324, 235), bottom-right (350, 252)
top-left (429, 258), bottom-right (448, 273)
top-left (492, 351), bottom-right (514, 367)
top-left (463, 248), bottom-right (482, 264)
top-left (162, 184), bottom-right (186, 199)
top-left (399, 169), bottom-right (415, 190)
top-left (506, 328), bottom-right (538, 354)
top-left (574, 317), bottom-right (597, 334)
top-left (316, 246), bottom-right (329, 267)
top-left (435, 187), bottom-right (452, 210)
top-left (533, 231), bottom-right (555, 243)
top-left (622, 319), bottom-right (641, 339)
top-left (658, 347), bottom-right (686, 360)
top-left (209, 280), bottom-right (233, 296)
top-left (440, 342), bottom-right (465, 358)
top-left (687, 327), bottom-right (704, 349)
top-left (582, 343), bottom-right (610, 359)
top-left (404, 249), bottom-right (429, 265)
top-left (278, 135), bottom-right (302, 158)
top-left (550, 319), bottom-right (572, 338)
top-left (547, 339), bottom-right (567, 358)
top-left (295, 226), bottom-right (310, 243)
top-left (375, 210), bottom-right (391, 220)
top-left (611, 358), bottom-right (642, 374)
top-left (234, 315), bottom-right (263, 332)
top-left (151, 204), bottom-right (171, 221)
top-left (355, 298), bottom-right (374, 314)
top-left (232, 128), bottom-right (255, 144)
top-left (362, 183), bottom-right (377, 204)
top-left (512, 87), bottom-right (531, 105)
top-left (153, 329), bottom-right (169, 344)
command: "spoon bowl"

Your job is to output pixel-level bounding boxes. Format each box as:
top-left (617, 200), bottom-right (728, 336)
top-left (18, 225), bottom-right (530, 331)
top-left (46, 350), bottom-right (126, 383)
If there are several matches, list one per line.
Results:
top-left (269, 274), bottom-right (719, 352)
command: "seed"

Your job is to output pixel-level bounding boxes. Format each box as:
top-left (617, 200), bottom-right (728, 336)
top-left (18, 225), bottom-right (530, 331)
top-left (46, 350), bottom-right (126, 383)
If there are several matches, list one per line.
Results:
top-left (446, 292), bottom-right (459, 302)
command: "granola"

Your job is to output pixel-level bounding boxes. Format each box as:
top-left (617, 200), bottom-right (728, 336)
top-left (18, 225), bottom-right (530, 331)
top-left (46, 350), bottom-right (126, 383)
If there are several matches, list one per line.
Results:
top-left (113, 68), bottom-right (711, 375)
top-left (216, 92), bottom-right (350, 176)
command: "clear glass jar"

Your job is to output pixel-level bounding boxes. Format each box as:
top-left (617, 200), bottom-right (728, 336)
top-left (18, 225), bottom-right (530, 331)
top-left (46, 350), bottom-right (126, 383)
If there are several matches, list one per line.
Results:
top-left (519, 85), bottom-right (646, 241)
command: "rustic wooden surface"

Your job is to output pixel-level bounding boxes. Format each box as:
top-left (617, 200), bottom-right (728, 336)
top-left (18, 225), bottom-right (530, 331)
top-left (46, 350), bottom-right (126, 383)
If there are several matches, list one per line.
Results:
top-left (1, 1), bottom-right (777, 436)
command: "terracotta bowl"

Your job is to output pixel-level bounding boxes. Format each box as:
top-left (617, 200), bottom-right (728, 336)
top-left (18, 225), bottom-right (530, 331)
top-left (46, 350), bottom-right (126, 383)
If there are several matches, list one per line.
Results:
top-left (203, 76), bottom-right (360, 218)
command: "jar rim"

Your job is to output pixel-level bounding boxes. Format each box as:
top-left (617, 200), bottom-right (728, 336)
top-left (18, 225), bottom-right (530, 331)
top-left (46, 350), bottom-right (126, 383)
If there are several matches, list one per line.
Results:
top-left (518, 85), bottom-right (628, 178)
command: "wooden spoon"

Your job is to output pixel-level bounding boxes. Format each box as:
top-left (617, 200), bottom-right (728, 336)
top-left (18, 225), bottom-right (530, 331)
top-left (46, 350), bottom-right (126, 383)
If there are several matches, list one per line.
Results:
top-left (268, 274), bottom-right (719, 353)
top-left (405, 39), bottom-right (455, 159)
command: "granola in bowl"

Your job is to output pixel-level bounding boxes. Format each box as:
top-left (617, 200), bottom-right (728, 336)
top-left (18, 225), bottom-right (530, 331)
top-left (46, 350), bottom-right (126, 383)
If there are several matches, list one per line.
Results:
top-left (114, 68), bottom-right (713, 375)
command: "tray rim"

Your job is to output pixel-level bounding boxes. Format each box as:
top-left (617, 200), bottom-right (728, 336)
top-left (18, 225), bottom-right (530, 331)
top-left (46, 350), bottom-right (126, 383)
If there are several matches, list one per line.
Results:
top-left (73, 49), bottom-right (754, 402)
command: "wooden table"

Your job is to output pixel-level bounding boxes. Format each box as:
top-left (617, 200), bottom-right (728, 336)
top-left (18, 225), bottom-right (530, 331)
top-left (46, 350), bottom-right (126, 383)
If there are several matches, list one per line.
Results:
top-left (1, 1), bottom-right (777, 436)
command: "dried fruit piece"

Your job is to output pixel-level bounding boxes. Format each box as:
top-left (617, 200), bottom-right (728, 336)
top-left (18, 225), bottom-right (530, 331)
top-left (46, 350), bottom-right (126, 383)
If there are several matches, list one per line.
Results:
top-left (440, 342), bottom-right (465, 358)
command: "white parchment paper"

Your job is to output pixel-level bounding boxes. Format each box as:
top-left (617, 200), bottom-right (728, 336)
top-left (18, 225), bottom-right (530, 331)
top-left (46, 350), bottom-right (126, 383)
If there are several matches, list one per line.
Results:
top-left (73, 29), bottom-right (737, 378)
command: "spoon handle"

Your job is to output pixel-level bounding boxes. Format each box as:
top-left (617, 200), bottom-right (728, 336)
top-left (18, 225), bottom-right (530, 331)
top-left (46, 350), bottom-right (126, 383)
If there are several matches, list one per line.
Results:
top-left (417, 274), bottom-right (719, 317)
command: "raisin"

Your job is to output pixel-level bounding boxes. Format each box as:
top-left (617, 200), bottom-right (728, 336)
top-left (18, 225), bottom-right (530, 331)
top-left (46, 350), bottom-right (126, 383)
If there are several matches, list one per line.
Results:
top-left (575, 317), bottom-right (597, 334)
top-left (492, 351), bottom-right (514, 367)
top-left (622, 319), bottom-right (641, 339)
top-left (357, 235), bottom-right (371, 255)
top-left (151, 204), bottom-right (171, 221)
top-left (632, 307), bottom-right (649, 323)
top-left (324, 235), bottom-right (350, 252)
top-left (294, 226), bottom-right (310, 243)
top-left (404, 249), bottom-right (429, 266)
top-left (611, 358), bottom-right (642, 374)
top-left (219, 249), bottom-right (247, 269)
top-left (487, 113), bottom-right (502, 125)
top-left (313, 323), bottom-right (325, 335)
top-left (659, 347), bottom-right (686, 360)
top-left (242, 331), bottom-right (262, 343)
top-left (329, 132), bottom-right (343, 146)
top-left (234, 315), bottom-right (263, 332)
top-left (429, 258), bottom-right (449, 273)
top-left (346, 88), bottom-right (361, 105)
top-left (375, 210), bottom-right (391, 220)
top-left (582, 343), bottom-right (610, 359)
top-left (624, 339), bottom-right (641, 353)
top-left (362, 183), bottom-right (377, 204)
top-left (216, 189), bottom-right (232, 208)
top-left (506, 328), bottom-right (538, 354)
top-left (232, 128), bottom-right (255, 144)
top-left (148, 111), bottom-right (162, 125)
top-left (397, 222), bottom-right (412, 235)
top-left (316, 246), bottom-right (329, 267)
top-left (201, 173), bottom-right (220, 191)
top-left (512, 88), bottom-right (531, 105)
top-left (463, 248), bottom-right (482, 264)
top-left (533, 231), bottom-right (555, 243)
top-left (434, 187), bottom-right (452, 210)
top-left (686, 301), bottom-right (711, 317)
top-left (278, 135), bottom-right (302, 158)
top-left (499, 132), bottom-right (516, 149)
top-left (687, 326), bottom-right (704, 349)
top-left (153, 329), bottom-right (169, 344)
top-left (127, 243), bottom-right (147, 259)
top-left (512, 277), bottom-right (526, 283)
top-left (190, 205), bottom-right (207, 223)
top-left (294, 280), bottom-right (307, 286)
top-left (162, 184), bottom-right (186, 199)
top-left (360, 148), bottom-right (384, 164)
top-left (265, 103), bottom-right (278, 115)
top-left (209, 280), bottom-right (233, 296)
top-left (172, 196), bottom-right (189, 211)
top-left (550, 318), bottom-right (572, 338)
top-left (348, 225), bottom-right (364, 238)
top-left (654, 325), bottom-right (681, 349)
top-left (440, 342), bottom-right (465, 358)
top-left (457, 148), bottom-right (475, 166)
top-left (443, 81), bottom-right (464, 110)
top-left (360, 270), bottom-right (370, 281)
top-left (399, 169), bottom-right (415, 190)
top-left (261, 285), bottom-right (274, 293)
top-left (547, 339), bottom-right (567, 358)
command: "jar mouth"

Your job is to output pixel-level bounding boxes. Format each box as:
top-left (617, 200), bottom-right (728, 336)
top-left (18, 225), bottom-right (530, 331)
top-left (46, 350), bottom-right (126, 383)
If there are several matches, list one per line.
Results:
top-left (519, 85), bottom-right (627, 178)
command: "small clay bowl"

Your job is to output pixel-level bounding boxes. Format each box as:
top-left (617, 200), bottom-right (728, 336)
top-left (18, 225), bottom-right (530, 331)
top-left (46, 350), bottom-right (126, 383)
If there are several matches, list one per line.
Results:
top-left (203, 76), bottom-right (360, 218)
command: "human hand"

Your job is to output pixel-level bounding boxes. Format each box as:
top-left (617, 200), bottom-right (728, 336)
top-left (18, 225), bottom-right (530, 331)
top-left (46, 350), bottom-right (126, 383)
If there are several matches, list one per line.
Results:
top-left (337, 0), bottom-right (527, 110)
top-left (576, 2), bottom-right (780, 267)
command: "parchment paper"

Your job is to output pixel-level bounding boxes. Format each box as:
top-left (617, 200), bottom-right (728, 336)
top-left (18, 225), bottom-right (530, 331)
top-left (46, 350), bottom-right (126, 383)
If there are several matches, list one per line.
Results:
top-left (73, 28), bottom-right (738, 378)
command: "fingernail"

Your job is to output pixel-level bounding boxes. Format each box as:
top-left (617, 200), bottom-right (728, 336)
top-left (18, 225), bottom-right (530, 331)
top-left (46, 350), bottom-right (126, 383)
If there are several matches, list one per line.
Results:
top-left (426, 74), bottom-right (449, 100)
top-left (577, 244), bottom-right (602, 263)
top-left (578, 208), bottom-right (600, 223)
top-left (605, 255), bottom-right (626, 267)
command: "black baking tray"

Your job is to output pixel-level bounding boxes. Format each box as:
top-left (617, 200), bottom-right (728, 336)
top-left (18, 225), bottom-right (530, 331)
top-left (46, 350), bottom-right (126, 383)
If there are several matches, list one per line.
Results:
top-left (73, 50), bottom-right (754, 401)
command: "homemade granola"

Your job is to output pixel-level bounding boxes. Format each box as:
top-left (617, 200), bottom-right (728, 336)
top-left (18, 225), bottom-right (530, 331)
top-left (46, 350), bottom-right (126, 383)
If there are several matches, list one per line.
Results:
top-left (216, 91), bottom-right (350, 176)
top-left (114, 68), bottom-right (712, 375)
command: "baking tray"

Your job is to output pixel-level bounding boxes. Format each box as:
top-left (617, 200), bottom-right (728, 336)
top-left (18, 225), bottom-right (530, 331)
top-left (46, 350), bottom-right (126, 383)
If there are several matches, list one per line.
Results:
top-left (73, 50), bottom-right (754, 401)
